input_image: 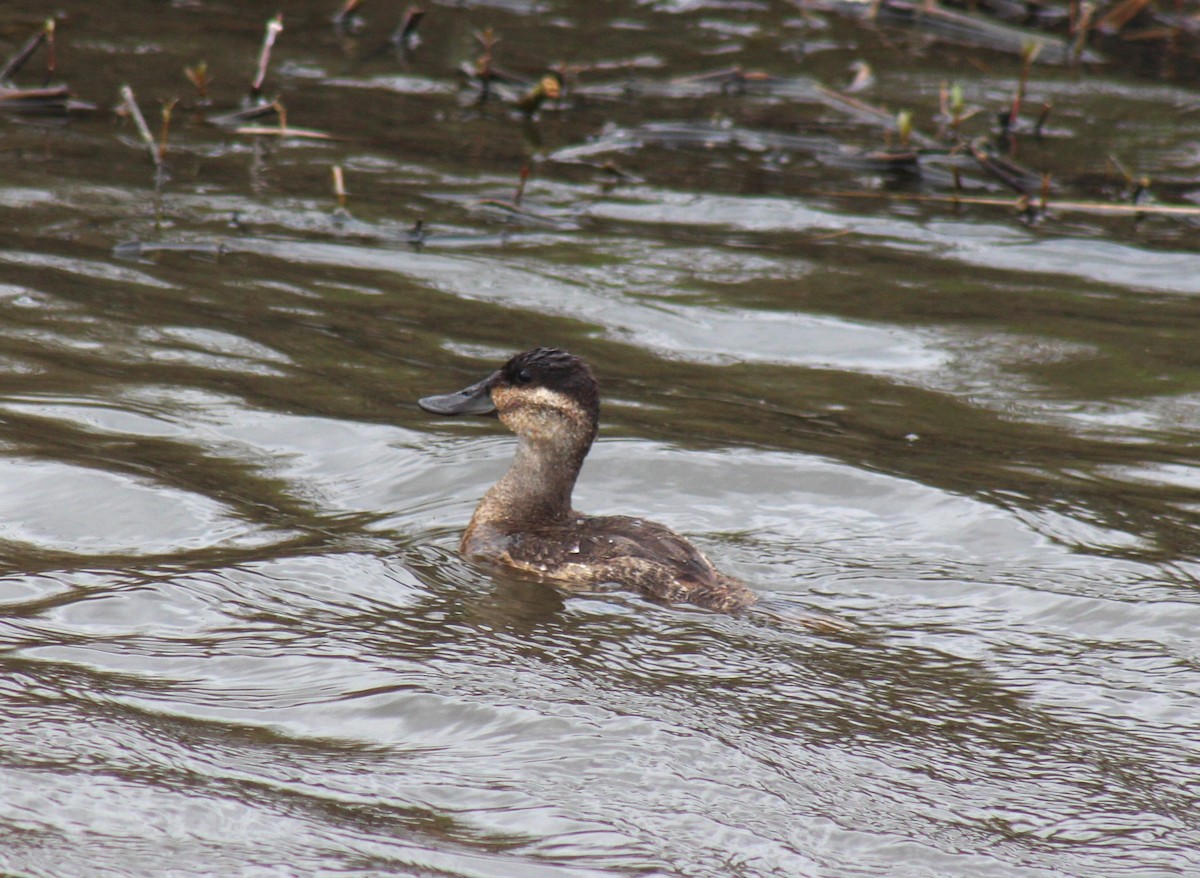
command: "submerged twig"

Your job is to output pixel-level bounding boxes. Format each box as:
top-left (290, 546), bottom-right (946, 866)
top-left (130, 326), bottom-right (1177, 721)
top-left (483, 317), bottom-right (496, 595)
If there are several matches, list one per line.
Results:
top-left (154, 98), bottom-right (179, 223)
top-left (1070, 1), bottom-right (1097, 65)
top-left (674, 65), bottom-right (773, 96)
top-left (408, 219), bottom-right (427, 248)
top-left (208, 102), bottom-right (278, 128)
top-left (1106, 153), bottom-right (1152, 204)
top-left (158, 98), bottom-right (178, 167)
top-left (818, 85), bottom-right (937, 149)
top-left (1096, 0), bottom-right (1150, 34)
top-left (1033, 101), bottom-right (1052, 137)
top-left (866, 0), bottom-right (1098, 64)
top-left (513, 164), bottom-right (530, 206)
top-left (969, 138), bottom-right (1039, 194)
top-left (333, 0), bottom-right (366, 29)
top-left (1003, 40), bottom-right (1041, 136)
top-left (391, 5), bottom-right (426, 47)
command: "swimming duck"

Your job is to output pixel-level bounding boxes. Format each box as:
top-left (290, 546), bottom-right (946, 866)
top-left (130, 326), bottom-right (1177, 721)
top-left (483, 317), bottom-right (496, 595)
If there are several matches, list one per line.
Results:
top-left (418, 347), bottom-right (757, 613)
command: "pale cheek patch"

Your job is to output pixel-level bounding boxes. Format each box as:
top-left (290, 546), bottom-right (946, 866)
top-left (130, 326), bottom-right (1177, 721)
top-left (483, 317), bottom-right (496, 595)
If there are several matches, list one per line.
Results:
top-left (495, 385), bottom-right (589, 440)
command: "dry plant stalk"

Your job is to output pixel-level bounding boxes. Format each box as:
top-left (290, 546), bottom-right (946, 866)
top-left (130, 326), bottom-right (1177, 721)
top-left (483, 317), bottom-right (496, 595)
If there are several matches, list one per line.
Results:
top-left (119, 85), bottom-right (161, 167)
top-left (392, 5), bottom-right (426, 46)
top-left (184, 61), bottom-right (212, 104)
top-left (332, 165), bottom-right (347, 209)
top-left (251, 14), bottom-right (284, 100)
top-left (158, 98), bottom-right (179, 167)
top-left (0, 19), bottom-right (53, 83)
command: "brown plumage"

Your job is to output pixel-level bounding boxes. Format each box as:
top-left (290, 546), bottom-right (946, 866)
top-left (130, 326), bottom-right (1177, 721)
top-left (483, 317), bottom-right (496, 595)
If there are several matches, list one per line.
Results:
top-left (418, 348), bottom-right (757, 613)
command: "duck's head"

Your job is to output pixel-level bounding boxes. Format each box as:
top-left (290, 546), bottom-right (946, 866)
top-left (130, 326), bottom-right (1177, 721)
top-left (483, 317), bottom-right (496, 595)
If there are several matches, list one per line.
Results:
top-left (419, 348), bottom-right (600, 450)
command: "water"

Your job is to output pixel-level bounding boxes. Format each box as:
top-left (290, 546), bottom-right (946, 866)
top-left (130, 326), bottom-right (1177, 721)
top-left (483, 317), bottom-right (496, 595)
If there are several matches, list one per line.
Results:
top-left (2, 0), bottom-right (1200, 875)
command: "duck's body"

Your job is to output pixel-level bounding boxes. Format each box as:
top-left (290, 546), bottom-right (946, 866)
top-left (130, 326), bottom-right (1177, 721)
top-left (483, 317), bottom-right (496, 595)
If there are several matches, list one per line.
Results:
top-left (418, 348), bottom-right (756, 613)
top-left (463, 513), bottom-right (753, 613)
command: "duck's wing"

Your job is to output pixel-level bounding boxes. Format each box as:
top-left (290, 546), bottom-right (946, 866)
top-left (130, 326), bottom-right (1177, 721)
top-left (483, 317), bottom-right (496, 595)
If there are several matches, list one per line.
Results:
top-left (573, 516), bottom-right (757, 612)
top-left (575, 515), bottom-right (715, 574)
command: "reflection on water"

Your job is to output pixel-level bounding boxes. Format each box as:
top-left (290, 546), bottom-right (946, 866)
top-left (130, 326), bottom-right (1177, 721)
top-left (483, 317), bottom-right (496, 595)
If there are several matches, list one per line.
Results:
top-left (3, 0), bottom-right (1200, 875)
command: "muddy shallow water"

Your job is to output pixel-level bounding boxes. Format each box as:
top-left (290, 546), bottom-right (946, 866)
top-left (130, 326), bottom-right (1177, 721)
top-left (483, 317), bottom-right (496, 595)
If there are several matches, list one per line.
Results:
top-left (2, 1), bottom-right (1200, 876)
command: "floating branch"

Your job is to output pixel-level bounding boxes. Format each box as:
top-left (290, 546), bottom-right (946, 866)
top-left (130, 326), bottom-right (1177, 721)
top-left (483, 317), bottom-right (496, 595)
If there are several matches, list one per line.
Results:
top-left (250, 14), bottom-right (284, 102)
top-left (0, 84), bottom-right (75, 113)
top-left (235, 124), bottom-right (338, 139)
top-left (234, 100), bottom-right (337, 139)
top-left (819, 188), bottom-right (1200, 218)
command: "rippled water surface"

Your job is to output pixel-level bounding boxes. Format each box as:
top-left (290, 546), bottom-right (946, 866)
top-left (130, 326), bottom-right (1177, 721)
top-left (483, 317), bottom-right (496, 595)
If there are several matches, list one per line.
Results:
top-left (3, 0), bottom-right (1200, 875)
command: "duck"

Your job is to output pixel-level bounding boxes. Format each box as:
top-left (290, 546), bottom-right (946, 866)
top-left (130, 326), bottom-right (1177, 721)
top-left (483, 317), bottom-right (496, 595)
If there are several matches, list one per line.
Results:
top-left (418, 347), bottom-right (757, 613)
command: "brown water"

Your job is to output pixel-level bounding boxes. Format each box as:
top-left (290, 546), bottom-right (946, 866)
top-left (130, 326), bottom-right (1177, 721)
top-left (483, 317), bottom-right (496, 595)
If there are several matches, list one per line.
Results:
top-left (3, 1), bottom-right (1200, 875)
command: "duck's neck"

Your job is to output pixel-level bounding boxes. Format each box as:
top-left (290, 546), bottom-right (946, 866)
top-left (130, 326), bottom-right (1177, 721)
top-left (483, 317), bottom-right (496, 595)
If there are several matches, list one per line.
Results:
top-left (472, 435), bottom-right (587, 527)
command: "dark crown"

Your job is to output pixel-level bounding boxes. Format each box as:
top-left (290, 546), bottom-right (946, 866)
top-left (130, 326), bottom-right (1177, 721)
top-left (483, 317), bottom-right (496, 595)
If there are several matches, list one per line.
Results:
top-left (502, 348), bottom-right (600, 416)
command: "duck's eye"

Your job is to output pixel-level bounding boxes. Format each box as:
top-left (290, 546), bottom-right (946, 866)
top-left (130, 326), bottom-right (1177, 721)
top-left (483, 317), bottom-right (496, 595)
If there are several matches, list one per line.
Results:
top-left (514, 368), bottom-right (533, 384)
